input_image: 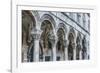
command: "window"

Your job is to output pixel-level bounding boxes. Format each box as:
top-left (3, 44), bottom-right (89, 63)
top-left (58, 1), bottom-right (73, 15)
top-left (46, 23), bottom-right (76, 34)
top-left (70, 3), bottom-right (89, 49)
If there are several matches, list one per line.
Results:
top-left (77, 13), bottom-right (81, 23)
top-left (83, 13), bottom-right (86, 28)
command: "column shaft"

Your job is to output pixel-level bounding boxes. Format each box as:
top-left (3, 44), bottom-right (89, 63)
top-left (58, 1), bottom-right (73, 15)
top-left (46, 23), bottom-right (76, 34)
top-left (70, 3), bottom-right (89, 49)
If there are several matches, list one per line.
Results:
top-left (53, 44), bottom-right (56, 61)
top-left (65, 41), bottom-right (68, 60)
top-left (73, 48), bottom-right (76, 60)
top-left (79, 50), bottom-right (82, 60)
top-left (34, 39), bottom-right (39, 62)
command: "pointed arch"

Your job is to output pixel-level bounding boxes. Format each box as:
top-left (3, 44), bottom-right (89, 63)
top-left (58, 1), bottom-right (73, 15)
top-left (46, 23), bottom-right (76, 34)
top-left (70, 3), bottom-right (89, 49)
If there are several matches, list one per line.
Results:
top-left (68, 28), bottom-right (76, 60)
top-left (76, 32), bottom-right (82, 60)
top-left (40, 14), bottom-right (56, 30)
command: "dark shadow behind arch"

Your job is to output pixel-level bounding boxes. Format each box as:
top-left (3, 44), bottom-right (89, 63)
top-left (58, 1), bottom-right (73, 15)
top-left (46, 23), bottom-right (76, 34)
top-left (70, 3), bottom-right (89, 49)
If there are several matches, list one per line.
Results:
top-left (40, 14), bottom-right (56, 29)
top-left (40, 19), bottom-right (54, 61)
top-left (56, 28), bottom-right (66, 61)
top-left (82, 36), bottom-right (87, 59)
top-left (68, 28), bottom-right (76, 60)
top-left (76, 32), bottom-right (82, 60)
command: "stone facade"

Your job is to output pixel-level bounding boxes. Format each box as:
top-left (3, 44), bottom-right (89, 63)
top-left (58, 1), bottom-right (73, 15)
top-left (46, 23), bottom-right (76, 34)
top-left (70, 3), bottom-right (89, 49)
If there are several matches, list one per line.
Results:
top-left (22, 10), bottom-right (90, 62)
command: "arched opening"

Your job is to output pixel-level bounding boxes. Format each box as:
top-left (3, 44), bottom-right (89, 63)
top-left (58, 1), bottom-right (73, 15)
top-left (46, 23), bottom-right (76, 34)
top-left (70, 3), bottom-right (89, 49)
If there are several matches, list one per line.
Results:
top-left (22, 10), bottom-right (36, 62)
top-left (82, 36), bottom-right (87, 60)
top-left (68, 28), bottom-right (75, 60)
top-left (56, 28), bottom-right (65, 61)
top-left (76, 33), bottom-right (82, 60)
top-left (40, 14), bottom-right (56, 28)
top-left (39, 20), bottom-right (54, 61)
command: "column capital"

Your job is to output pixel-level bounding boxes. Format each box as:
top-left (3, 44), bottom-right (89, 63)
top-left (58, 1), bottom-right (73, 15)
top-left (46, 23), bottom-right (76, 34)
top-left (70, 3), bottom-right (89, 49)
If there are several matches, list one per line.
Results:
top-left (31, 28), bottom-right (42, 40)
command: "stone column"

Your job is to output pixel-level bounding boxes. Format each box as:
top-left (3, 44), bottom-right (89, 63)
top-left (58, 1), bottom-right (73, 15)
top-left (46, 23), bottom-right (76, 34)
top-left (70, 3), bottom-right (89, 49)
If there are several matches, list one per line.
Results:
top-left (86, 48), bottom-right (88, 60)
top-left (84, 41), bottom-right (88, 60)
top-left (79, 46), bottom-right (82, 60)
top-left (52, 41), bottom-right (57, 61)
top-left (73, 43), bottom-right (76, 60)
top-left (22, 45), bottom-right (28, 62)
top-left (50, 34), bottom-right (57, 61)
top-left (34, 39), bottom-right (40, 62)
top-left (87, 43), bottom-right (90, 59)
top-left (64, 40), bottom-right (68, 60)
top-left (31, 28), bottom-right (42, 62)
